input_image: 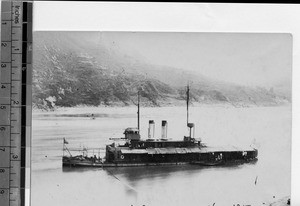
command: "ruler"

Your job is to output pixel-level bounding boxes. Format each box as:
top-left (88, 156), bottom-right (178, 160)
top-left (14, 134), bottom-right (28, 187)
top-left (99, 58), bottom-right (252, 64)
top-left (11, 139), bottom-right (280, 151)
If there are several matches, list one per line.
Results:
top-left (0, 1), bottom-right (32, 206)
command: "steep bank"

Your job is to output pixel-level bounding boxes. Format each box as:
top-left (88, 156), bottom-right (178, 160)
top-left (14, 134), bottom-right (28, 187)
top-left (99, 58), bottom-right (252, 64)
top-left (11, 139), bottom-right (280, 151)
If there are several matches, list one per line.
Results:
top-left (33, 32), bottom-right (290, 110)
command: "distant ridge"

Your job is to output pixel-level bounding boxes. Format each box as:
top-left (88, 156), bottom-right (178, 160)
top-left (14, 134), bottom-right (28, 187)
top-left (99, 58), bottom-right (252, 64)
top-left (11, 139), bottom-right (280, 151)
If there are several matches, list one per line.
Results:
top-left (33, 31), bottom-right (290, 110)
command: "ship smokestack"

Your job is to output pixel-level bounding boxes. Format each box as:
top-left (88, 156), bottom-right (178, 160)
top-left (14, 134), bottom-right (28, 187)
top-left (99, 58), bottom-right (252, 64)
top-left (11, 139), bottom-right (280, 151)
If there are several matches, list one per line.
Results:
top-left (187, 123), bottom-right (195, 138)
top-left (161, 120), bottom-right (168, 139)
top-left (148, 120), bottom-right (155, 139)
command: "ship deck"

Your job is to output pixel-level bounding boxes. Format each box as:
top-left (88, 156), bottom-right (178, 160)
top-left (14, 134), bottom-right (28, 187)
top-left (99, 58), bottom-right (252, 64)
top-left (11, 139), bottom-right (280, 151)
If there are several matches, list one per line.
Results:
top-left (119, 145), bottom-right (256, 155)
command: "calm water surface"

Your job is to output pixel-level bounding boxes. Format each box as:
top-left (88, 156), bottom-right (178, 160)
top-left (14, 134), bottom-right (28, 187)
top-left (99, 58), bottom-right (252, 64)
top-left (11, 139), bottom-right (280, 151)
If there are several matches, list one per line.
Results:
top-left (31, 106), bottom-right (291, 206)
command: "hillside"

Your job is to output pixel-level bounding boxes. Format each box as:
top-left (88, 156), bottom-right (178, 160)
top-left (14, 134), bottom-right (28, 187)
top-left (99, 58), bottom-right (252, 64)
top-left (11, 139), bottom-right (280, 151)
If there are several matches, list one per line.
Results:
top-left (32, 31), bottom-right (290, 110)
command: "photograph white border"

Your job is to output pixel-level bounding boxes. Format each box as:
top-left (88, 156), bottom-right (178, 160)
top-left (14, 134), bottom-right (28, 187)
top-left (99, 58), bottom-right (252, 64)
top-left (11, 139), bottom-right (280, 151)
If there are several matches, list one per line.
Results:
top-left (33, 2), bottom-right (300, 204)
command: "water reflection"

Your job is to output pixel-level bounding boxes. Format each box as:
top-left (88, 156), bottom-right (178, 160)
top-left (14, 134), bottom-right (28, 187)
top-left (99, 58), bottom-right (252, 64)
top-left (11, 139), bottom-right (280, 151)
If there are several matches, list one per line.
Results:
top-left (61, 162), bottom-right (256, 182)
top-left (62, 166), bottom-right (101, 173)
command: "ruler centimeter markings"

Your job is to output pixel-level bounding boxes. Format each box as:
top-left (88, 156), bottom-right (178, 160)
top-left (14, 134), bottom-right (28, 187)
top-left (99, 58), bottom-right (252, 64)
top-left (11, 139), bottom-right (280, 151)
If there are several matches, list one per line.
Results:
top-left (0, 1), bottom-right (32, 206)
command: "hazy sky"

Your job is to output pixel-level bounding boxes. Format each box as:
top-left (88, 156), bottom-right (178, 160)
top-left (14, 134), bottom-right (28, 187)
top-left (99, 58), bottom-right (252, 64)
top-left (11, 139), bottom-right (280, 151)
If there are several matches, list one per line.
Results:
top-left (101, 32), bottom-right (292, 87)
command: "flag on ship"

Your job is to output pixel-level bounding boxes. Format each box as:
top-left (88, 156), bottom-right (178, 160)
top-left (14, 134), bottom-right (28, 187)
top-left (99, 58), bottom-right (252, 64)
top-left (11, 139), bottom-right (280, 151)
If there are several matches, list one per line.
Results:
top-left (63, 138), bottom-right (69, 144)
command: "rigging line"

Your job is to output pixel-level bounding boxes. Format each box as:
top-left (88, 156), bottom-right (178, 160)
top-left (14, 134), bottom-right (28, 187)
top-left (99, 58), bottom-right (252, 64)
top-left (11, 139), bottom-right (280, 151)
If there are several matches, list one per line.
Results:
top-left (105, 168), bottom-right (138, 193)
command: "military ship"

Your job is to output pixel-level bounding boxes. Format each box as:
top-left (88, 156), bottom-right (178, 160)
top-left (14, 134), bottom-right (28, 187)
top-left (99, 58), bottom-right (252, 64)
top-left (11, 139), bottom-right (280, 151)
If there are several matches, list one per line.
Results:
top-left (62, 85), bottom-right (258, 167)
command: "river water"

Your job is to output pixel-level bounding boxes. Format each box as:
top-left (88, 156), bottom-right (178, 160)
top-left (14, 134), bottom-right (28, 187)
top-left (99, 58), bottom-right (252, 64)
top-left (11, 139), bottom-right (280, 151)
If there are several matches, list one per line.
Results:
top-left (31, 105), bottom-right (291, 206)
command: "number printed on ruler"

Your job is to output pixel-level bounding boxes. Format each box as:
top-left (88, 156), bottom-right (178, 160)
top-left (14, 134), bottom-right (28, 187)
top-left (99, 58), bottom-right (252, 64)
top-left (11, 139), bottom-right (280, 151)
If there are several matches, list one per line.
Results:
top-left (0, 1), bottom-right (32, 206)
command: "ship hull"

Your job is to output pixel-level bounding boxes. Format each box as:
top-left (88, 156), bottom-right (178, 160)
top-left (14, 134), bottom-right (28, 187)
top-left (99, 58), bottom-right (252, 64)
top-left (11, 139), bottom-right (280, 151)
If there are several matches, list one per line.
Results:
top-left (63, 158), bottom-right (258, 168)
top-left (63, 159), bottom-right (257, 168)
top-left (63, 148), bottom-right (258, 168)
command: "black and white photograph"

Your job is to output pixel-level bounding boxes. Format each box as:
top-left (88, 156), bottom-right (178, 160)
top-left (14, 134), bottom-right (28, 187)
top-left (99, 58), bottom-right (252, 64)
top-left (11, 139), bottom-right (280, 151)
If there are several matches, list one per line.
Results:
top-left (30, 2), bottom-right (296, 206)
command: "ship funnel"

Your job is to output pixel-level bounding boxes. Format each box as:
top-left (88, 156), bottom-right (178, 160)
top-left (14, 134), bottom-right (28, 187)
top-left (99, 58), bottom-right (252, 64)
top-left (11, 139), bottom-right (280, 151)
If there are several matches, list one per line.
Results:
top-left (148, 120), bottom-right (155, 139)
top-left (161, 120), bottom-right (168, 139)
top-left (187, 123), bottom-right (195, 138)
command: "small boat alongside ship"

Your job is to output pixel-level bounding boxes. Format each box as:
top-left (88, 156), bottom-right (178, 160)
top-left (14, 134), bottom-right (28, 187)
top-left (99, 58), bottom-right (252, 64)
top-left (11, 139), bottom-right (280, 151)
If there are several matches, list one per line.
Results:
top-left (62, 85), bottom-right (258, 167)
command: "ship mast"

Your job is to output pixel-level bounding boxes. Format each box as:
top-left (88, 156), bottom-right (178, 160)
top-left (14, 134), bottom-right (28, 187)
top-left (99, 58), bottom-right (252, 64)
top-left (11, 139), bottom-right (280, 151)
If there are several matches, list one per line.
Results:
top-left (137, 90), bottom-right (140, 132)
top-left (186, 83), bottom-right (194, 138)
top-left (186, 84), bottom-right (190, 126)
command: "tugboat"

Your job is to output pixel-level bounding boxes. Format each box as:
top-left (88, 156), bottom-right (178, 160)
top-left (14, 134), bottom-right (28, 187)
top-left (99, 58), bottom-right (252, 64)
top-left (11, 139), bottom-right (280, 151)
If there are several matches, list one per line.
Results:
top-left (63, 85), bottom-right (258, 167)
